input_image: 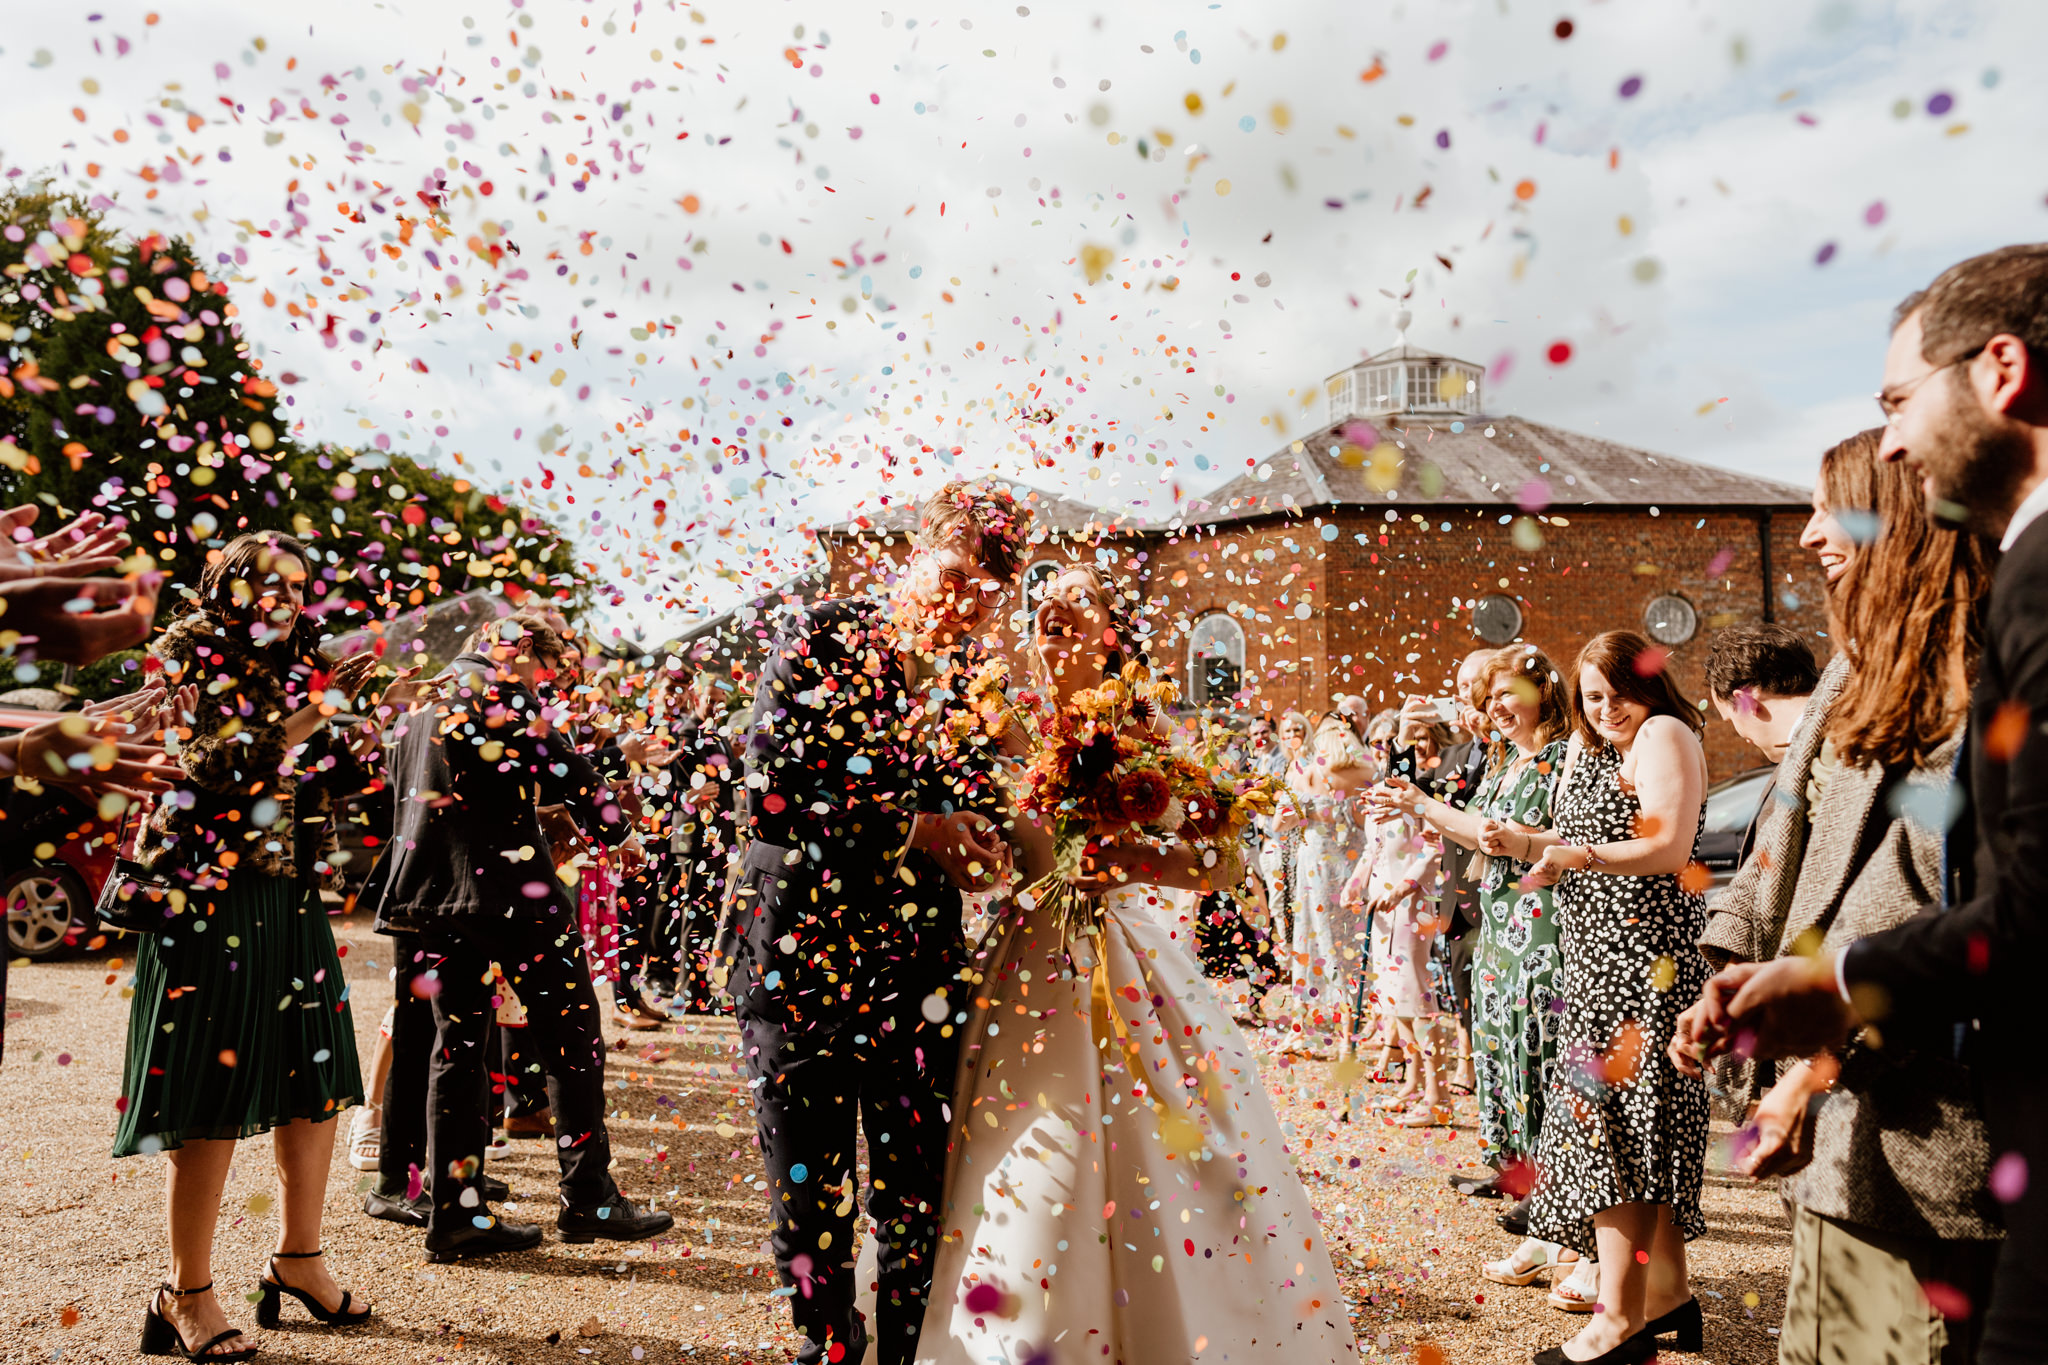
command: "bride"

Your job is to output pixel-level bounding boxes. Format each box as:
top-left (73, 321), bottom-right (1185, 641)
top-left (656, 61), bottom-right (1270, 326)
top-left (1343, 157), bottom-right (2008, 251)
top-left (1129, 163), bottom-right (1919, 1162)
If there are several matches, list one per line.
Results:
top-left (913, 563), bottom-right (1356, 1364)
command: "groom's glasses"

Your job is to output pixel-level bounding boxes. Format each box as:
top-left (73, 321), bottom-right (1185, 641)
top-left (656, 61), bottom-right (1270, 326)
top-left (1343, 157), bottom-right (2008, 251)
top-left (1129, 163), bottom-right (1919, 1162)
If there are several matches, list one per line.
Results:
top-left (936, 567), bottom-right (1007, 616)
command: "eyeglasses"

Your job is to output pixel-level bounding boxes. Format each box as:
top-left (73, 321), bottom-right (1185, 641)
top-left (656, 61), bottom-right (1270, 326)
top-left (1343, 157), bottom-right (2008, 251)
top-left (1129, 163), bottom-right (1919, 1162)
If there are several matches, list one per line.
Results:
top-left (1875, 345), bottom-right (1984, 424)
top-left (935, 566), bottom-right (1007, 615)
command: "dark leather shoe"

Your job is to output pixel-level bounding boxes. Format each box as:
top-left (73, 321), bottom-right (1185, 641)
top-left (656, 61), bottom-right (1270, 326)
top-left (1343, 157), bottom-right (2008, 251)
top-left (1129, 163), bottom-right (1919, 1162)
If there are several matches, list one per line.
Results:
top-left (1532, 1330), bottom-right (1654, 1365)
top-left (1497, 1197), bottom-right (1531, 1236)
top-left (424, 1217), bottom-right (544, 1264)
top-left (504, 1109), bottom-right (556, 1139)
top-left (1647, 1297), bottom-right (1704, 1351)
top-left (362, 1188), bottom-right (428, 1228)
top-left (479, 1174), bottom-right (510, 1203)
top-left (558, 1194), bottom-right (674, 1245)
top-left (1450, 1171), bottom-right (1502, 1198)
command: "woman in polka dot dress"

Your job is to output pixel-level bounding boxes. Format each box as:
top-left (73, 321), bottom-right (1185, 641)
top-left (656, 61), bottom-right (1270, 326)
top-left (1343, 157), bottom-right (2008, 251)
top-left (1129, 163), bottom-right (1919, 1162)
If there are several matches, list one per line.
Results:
top-left (1519, 631), bottom-right (1711, 1365)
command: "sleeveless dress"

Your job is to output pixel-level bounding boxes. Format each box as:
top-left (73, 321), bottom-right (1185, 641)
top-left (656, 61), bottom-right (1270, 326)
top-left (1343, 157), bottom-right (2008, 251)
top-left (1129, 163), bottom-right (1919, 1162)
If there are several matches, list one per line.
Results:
top-left (1527, 741), bottom-right (1710, 1255)
top-left (916, 883), bottom-right (1356, 1363)
top-left (1467, 741), bottom-right (1567, 1165)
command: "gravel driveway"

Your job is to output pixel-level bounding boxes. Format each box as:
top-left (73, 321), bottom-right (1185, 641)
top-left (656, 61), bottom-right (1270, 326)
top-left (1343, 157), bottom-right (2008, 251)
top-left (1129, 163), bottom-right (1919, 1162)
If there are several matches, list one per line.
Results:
top-left (0, 915), bottom-right (1788, 1363)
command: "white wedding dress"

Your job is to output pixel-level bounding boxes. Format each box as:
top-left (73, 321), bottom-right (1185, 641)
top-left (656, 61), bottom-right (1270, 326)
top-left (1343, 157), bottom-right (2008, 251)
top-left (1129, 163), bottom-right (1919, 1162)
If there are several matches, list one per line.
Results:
top-left (911, 881), bottom-right (1356, 1363)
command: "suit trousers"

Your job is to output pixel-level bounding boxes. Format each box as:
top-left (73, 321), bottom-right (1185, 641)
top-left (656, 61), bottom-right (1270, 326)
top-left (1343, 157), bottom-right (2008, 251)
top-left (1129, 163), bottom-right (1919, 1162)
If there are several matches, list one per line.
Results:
top-left (376, 932), bottom-right (435, 1194)
top-left (417, 911), bottom-right (618, 1233)
top-left (740, 1001), bottom-right (961, 1365)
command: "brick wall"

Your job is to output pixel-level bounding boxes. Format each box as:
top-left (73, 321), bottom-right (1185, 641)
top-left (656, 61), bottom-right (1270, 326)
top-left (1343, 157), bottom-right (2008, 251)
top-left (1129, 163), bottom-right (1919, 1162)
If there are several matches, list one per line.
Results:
top-left (819, 500), bottom-right (1830, 783)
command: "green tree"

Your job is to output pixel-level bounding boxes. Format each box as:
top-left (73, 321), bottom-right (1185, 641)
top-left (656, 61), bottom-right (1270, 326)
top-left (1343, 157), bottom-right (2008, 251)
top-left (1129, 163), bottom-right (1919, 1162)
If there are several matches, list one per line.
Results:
top-left (0, 185), bottom-right (584, 698)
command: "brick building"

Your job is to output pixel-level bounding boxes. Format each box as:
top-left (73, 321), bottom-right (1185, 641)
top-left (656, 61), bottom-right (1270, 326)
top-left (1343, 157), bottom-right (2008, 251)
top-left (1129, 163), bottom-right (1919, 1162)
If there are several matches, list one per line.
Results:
top-left (815, 335), bottom-right (1828, 781)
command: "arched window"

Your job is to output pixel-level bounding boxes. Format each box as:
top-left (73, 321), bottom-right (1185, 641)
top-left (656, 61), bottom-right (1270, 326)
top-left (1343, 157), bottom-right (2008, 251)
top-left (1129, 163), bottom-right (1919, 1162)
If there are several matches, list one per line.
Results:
top-left (1187, 612), bottom-right (1246, 708)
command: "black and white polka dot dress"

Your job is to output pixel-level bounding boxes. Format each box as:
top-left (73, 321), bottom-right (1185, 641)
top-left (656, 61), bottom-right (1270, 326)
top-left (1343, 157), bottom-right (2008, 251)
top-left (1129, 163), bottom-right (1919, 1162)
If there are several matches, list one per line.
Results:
top-left (1528, 740), bottom-right (1711, 1255)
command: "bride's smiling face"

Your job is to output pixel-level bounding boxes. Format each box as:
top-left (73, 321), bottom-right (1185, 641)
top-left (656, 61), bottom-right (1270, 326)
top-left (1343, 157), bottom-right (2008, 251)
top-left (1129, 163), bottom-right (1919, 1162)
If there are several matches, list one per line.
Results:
top-left (1033, 567), bottom-right (1117, 692)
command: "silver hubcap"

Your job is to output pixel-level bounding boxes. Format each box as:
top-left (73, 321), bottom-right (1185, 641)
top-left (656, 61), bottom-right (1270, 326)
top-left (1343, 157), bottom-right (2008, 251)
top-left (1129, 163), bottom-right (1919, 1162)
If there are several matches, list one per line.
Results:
top-left (5, 874), bottom-right (75, 954)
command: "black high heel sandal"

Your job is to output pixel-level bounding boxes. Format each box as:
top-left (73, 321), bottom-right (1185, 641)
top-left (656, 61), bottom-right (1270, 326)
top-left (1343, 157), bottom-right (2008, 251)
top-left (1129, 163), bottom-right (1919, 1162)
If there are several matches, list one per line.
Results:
top-left (140, 1282), bottom-right (257, 1362)
top-left (252, 1249), bottom-right (372, 1329)
top-left (1647, 1296), bottom-right (1704, 1351)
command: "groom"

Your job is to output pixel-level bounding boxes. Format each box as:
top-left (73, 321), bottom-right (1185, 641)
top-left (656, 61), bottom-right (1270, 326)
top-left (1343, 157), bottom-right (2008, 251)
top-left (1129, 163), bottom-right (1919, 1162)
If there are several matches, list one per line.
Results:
top-left (725, 481), bottom-right (1031, 1365)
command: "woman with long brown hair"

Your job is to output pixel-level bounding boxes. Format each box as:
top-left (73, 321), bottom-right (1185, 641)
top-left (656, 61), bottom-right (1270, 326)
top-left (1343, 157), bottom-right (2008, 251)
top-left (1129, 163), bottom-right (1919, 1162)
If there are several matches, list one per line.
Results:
top-left (1518, 630), bottom-right (1712, 1364)
top-left (116, 532), bottom-right (385, 1360)
top-left (1683, 430), bottom-right (2000, 1365)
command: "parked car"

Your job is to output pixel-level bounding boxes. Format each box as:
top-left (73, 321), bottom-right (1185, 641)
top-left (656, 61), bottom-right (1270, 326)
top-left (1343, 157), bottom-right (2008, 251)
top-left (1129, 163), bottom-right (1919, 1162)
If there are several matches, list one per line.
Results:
top-left (0, 705), bottom-right (125, 961)
top-left (1696, 764), bottom-right (1777, 888)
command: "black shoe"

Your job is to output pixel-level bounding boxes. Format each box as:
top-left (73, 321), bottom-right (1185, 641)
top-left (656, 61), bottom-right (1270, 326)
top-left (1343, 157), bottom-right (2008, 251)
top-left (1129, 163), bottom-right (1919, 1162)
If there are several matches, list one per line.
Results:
top-left (479, 1174), bottom-right (511, 1203)
top-left (796, 1312), bottom-right (868, 1365)
top-left (139, 1283), bottom-right (257, 1362)
top-left (1450, 1171), bottom-right (1502, 1198)
top-left (253, 1248), bottom-right (373, 1328)
top-left (1647, 1297), bottom-right (1704, 1351)
top-left (558, 1193), bottom-right (675, 1245)
top-left (1497, 1197), bottom-right (1531, 1237)
top-left (1532, 1330), bottom-right (1654, 1365)
top-left (363, 1187), bottom-right (430, 1228)
top-left (424, 1217), bottom-right (544, 1264)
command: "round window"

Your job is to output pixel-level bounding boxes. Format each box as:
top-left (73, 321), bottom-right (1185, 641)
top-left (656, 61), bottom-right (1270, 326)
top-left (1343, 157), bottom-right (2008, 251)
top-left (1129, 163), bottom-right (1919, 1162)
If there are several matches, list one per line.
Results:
top-left (1471, 594), bottom-right (1523, 646)
top-left (1644, 594), bottom-right (1698, 647)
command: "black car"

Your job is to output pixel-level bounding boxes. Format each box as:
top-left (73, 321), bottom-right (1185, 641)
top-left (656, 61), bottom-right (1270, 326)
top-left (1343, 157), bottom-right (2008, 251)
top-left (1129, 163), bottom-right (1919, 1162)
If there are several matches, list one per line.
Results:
top-left (1696, 765), bottom-right (1777, 888)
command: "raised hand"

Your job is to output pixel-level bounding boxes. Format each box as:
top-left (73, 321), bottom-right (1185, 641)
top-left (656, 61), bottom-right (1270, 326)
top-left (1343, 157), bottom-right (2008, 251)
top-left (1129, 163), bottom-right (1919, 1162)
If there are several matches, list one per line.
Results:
top-left (0, 575), bottom-right (158, 664)
top-left (325, 649), bottom-right (381, 704)
top-left (3, 710), bottom-right (174, 800)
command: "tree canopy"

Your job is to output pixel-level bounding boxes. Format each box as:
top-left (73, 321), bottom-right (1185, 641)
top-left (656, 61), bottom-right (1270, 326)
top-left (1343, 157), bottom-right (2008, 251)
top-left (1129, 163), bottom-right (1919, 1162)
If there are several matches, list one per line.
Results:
top-left (0, 186), bottom-right (584, 696)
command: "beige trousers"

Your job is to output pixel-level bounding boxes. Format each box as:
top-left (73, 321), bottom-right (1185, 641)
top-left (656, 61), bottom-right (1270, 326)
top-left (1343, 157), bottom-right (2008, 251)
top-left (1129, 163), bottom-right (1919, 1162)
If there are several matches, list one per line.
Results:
top-left (1779, 1203), bottom-right (1998, 1365)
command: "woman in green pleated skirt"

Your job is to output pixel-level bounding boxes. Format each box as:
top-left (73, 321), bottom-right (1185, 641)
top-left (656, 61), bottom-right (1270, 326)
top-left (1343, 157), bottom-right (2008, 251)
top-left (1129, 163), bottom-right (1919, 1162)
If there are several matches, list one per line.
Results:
top-left (113, 873), bottom-right (362, 1156)
top-left (116, 532), bottom-right (391, 1361)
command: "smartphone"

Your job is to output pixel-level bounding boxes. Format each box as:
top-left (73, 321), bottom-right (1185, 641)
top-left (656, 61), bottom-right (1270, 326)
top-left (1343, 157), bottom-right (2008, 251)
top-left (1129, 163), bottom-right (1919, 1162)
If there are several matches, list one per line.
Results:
top-left (1432, 697), bottom-right (1460, 723)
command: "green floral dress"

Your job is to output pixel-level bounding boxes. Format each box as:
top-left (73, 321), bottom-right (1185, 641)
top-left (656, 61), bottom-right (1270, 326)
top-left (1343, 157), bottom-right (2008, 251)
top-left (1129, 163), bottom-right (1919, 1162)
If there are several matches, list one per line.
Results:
top-left (1469, 739), bottom-right (1566, 1165)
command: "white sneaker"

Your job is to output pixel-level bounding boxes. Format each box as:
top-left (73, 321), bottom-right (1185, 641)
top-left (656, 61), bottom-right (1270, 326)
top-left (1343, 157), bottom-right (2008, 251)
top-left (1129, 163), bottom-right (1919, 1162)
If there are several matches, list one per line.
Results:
top-left (347, 1107), bottom-right (381, 1173)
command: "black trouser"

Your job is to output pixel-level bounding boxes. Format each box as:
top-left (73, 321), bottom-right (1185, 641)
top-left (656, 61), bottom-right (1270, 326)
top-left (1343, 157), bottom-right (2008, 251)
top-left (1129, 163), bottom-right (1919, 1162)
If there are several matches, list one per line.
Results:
top-left (378, 933), bottom-right (435, 1194)
top-left (417, 911), bottom-right (617, 1234)
top-left (379, 933), bottom-right (536, 1192)
top-left (497, 1022), bottom-right (550, 1120)
top-left (739, 1000), bottom-right (960, 1365)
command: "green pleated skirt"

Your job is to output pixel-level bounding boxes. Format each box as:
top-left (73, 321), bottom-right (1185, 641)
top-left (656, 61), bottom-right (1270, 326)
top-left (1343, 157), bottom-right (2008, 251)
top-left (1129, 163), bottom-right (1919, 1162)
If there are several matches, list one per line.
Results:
top-left (113, 873), bottom-right (364, 1157)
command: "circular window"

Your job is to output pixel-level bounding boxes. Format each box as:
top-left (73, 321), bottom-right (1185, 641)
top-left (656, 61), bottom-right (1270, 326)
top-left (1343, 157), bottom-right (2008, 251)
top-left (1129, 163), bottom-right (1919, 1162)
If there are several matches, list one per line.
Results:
top-left (1471, 594), bottom-right (1523, 646)
top-left (1644, 594), bottom-right (1698, 647)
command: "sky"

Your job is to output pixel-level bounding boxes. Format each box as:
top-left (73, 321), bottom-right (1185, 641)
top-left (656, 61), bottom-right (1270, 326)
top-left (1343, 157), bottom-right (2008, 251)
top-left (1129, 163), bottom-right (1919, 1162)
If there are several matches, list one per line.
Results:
top-left (4, 0), bottom-right (2044, 645)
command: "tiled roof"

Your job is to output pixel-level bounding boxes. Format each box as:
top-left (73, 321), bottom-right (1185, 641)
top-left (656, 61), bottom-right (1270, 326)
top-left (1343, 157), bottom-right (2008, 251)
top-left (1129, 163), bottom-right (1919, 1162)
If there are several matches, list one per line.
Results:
top-left (827, 479), bottom-right (1147, 541)
top-left (1181, 415), bottom-right (1811, 526)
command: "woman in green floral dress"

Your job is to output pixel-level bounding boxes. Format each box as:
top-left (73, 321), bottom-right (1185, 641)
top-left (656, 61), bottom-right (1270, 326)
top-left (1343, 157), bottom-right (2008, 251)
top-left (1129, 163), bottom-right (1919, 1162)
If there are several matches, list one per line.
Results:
top-left (1375, 646), bottom-right (1574, 1278)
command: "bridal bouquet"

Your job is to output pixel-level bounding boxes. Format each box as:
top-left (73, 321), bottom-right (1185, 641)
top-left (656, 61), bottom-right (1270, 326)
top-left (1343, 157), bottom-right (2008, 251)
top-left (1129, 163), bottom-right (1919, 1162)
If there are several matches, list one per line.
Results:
top-left (1006, 661), bottom-right (1281, 943)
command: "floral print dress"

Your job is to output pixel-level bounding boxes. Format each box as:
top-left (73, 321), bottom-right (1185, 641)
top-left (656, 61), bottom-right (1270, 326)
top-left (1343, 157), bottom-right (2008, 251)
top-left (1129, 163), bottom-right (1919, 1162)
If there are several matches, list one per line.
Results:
top-left (1468, 740), bottom-right (1567, 1165)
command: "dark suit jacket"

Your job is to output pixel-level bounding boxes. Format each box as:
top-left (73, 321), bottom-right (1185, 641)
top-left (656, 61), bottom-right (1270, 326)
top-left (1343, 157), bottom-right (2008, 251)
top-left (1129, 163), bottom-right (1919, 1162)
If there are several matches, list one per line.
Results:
top-left (1403, 738), bottom-right (1489, 932)
top-left (724, 597), bottom-right (998, 1029)
top-left (368, 653), bottom-right (632, 930)
top-left (1843, 512), bottom-right (2048, 1354)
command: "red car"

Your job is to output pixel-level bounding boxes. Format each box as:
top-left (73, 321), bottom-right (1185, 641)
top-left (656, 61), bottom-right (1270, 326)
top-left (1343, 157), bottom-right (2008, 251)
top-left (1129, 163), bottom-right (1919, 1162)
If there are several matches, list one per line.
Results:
top-left (0, 705), bottom-right (126, 961)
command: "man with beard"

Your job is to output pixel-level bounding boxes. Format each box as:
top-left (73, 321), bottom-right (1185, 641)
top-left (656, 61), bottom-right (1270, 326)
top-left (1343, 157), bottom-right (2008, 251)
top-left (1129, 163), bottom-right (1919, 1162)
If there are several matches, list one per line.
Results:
top-left (724, 480), bottom-right (1030, 1365)
top-left (1685, 243), bottom-right (2048, 1364)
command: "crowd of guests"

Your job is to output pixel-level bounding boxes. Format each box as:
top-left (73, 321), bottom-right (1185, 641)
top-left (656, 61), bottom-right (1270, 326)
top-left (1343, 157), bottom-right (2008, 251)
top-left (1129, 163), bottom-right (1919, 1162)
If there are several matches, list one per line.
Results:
top-left (1214, 244), bottom-right (2048, 1365)
top-left (0, 241), bottom-right (2043, 1365)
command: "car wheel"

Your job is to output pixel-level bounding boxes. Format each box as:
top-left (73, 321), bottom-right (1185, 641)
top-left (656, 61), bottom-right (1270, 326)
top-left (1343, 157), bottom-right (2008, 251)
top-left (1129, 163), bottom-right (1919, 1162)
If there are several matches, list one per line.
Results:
top-left (3, 864), bottom-right (94, 962)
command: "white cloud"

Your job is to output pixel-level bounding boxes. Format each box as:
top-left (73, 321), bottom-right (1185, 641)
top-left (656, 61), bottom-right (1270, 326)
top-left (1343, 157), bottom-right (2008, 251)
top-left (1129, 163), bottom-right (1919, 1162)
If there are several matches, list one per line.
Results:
top-left (3, 0), bottom-right (2041, 644)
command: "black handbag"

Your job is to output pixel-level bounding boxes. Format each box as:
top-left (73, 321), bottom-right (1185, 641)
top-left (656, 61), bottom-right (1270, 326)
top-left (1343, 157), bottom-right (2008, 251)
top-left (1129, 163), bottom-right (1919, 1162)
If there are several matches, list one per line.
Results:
top-left (93, 807), bottom-right (186, 935)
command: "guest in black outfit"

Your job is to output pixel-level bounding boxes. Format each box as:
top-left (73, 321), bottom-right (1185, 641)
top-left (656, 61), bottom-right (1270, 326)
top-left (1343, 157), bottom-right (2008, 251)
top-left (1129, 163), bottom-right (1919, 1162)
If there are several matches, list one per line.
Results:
top-left (1695, 244), bottom-right (2048, 1365)
top-left (117, 533), bottom-right (381, 1358)
top-left (369, 611), bottom-right (671, 1261)
top-left (1397, 650), bottom-right (1496, 1191)
top-left (724, 480), bottom-right (1030, 1365)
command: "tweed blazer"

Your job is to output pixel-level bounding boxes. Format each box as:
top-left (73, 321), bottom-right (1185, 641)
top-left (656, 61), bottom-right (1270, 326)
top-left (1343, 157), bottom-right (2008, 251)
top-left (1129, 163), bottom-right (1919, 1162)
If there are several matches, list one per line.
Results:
top-left (1699, 654), bottom-right (1850, 967)
top-left (1775, 732), bottom-right (2001, 1241)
